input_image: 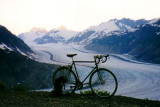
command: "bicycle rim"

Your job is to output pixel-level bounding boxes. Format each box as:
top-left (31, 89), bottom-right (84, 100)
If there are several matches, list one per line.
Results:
top-left (89, 68), bottom-right (118, 98)
top-left (53, 66), bottom-right (77, 94)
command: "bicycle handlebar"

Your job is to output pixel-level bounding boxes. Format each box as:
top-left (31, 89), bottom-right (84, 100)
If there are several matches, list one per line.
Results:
top-left (94, 54), bottom-right (109, 64)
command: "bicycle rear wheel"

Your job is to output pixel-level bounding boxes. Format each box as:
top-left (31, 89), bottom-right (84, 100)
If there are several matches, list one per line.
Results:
top-left (53, 66), bottom-right (77, 94)
top-left (89, 68), bottom-right (118, 98)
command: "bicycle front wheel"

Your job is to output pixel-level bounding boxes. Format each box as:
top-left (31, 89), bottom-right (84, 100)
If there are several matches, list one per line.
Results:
top-left (53, 66), bottom-right (77, 94)
top-left (89, 68), bottom-right (118, 98)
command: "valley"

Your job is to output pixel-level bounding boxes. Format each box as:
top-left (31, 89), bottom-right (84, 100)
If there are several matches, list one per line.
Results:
top-left (31, 43), bottom-right (160, 101)
top-left (1, 17), bottom-right (160, 101)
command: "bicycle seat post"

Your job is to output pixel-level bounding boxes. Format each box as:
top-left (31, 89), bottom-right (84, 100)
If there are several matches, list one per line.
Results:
top-left (67, 54), bottom-right (77, 62)
top-left (72, 57), bottom-right (74, 62)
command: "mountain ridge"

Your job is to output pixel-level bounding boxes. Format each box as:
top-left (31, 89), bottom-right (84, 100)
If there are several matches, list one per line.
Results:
top-left (0, 25), bottom-right (34, 56)
top-left (85, 18), bottom-right (160, 63)
top-left (18, 18), bottom-right (149, 45)
top-left (19, 28), bottom-right (78, 45)
top-left (16, 18), bottom-right (160, 63)
top-left (66, 18), bottom-right (149, 44)
top-left (0, 25), bottom-right (57, 89)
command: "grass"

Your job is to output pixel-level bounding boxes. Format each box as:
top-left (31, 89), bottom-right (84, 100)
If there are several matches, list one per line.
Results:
top-left (80, 90), bottom-right (110, 97)
top-left (0, 81), bottom-right (7, 92)
top-left (94, 90), bottom-right (110, 96)
top-left (80, 90), bottom-right (93, 95)
top-left (12, 84), bottom-right (30, 92)
top-left (0, 91), bottom-right (160, 106)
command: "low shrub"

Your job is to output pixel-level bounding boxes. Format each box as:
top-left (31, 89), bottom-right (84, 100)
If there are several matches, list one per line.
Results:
top-left (0, 81), bottom-right (8, 92)
top-left (80, 90), bottom-right (93, 95)
top-left (80, 90), bottom-right (110, 96)
top-left (94, 90), bottom-right (110, 96)
top-left (13, 84), bottom-right (29, 91)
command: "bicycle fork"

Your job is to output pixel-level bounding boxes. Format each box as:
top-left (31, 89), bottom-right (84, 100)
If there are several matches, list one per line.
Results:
top-left (97, 70), bottom-right (105, 85)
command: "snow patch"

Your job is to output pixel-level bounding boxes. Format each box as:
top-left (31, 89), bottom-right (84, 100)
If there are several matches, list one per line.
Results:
top-left (123, 24), bottom-right (133, 30)
top-left (149, 18), bottom-right (160, 24)
top-left (156, 32), bottom-right (160, 35)
top-left (119, 22), bottom-right (123, 27)
top-left (18, 31), bottom-right (45, 45)
top-left (0, 43), bottom-right (13, 51)
top-left (129, 39), bottom-right (135, 45)
top-left (129, 28), bottom-right (137, 32)
top-left (89, 20), bottom-right (120, 33)
top-left (16, 47), bottom-right (27, 56)
top-left (44, 29), bottom-right (78, 41)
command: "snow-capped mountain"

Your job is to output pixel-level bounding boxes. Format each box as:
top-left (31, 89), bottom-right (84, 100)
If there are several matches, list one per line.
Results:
top-left (66, 18), bottom-right (148, 44)
top-left (0, 25), bottom-right (34, 56)
top-left (85, 18), bottom-right (160, 63)
top-left (34, 29), bottom-right (77, 44)
top-left (88, 18), bottom-right (148, 33)
top-left (19, 26), bottom-right (78, 45)
top-left (18, 27), bottom-right (47, 45)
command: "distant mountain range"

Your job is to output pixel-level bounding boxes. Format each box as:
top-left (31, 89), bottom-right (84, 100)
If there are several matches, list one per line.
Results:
top-left (85, 18), bottom-right (160, 63)
top-left (18, 27), bottom-right (47, 45)
top-left (18, 18), bottom-right (149, 45)
top-left (17, 18), bottom-right (160, 64)
top-left (34, 29), bottom-right (77, 44)
top-left (19, 27), bottom-right (77, 45)
top-left (66, 18), bottom-right (149, 44)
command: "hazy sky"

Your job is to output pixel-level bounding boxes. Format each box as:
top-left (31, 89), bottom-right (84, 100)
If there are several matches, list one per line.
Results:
top-left (0, 0), bottom-right (160, 35)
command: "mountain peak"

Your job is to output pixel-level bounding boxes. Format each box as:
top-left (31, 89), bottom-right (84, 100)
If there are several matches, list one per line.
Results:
top-left (30, 27), bottom-right (47, 33)
top-left (109, 18), bottom-right (118, 22)
top-left (67, 18), bottom-right (149, 44)
top-left (51, 25), bottom-right (67, 31)
top-left (57, 25), bottom-right (67, 30)
top-left (149, 18), bottom-right (160, 24)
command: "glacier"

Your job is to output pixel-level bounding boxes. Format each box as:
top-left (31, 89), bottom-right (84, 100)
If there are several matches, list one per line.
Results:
top-left (30, 43), bottom-right (160, 101)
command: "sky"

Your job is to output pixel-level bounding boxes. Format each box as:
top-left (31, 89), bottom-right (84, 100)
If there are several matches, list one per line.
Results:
top-left (0, 0), bottom-right (160, 35)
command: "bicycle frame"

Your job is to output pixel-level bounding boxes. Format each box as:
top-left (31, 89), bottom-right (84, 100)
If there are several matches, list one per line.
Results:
top-left (68, 58), bottom-right (99, 85)
top-left (53, 54), bottom-right (117, 98)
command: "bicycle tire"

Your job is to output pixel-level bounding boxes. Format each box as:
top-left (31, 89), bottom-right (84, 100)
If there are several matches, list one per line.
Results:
top-left (53, 66), bottom-right (77, 94)
top-left (89, 68), bottom-right (118, 98)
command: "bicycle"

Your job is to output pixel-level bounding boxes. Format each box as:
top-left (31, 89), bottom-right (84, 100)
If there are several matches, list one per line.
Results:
top-left (53, 54), bottom-right (118, 98)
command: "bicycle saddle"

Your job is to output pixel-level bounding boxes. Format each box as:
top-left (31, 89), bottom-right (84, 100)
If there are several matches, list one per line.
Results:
top-left (67, 54), bottom-right (77, 57)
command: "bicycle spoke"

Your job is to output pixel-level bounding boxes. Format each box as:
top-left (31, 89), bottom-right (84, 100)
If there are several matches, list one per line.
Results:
top-left (90, 68), bottom-right (118, 98)
top-left (97, 71), bottom-right (105, 85)
top-left (53, 66), bottom-right (77, 94)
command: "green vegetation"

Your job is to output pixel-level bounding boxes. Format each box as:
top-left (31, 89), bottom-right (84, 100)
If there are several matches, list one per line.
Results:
top-left (80, 90), bottom-right (110, 97)
top-left (94, 89), bottom-right (110, 96)
top-left (0, 49), bottom-right (58, 90)
top-left (0, 81), bottom-right (7, 92)
top-left (80, 90), bottom-right (93, 95)
top-left (12, 84), bottom-right (29, 91)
